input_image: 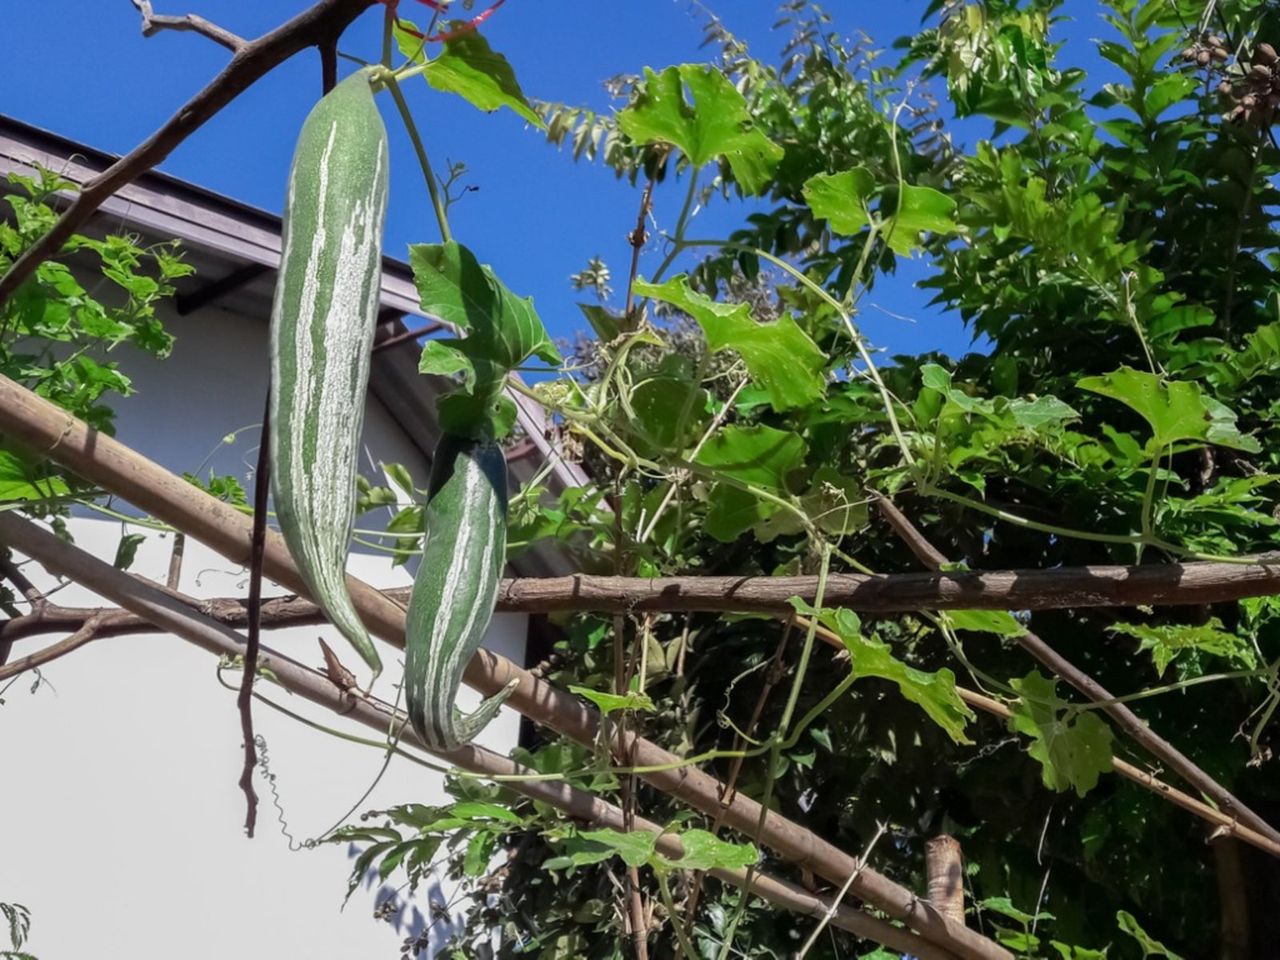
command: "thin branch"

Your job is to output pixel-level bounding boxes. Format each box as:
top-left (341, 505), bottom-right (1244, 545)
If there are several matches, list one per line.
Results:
top-left (130, 0), bottom-right (247, 52)
top-left (798, 822), bottom-right (888, 959)
top-left (0, 511), bottom-right (966, 960)
top-left (873, 496), bottom-right (1280, 849)
top-left (0, 614), bottom-right (103, 681)
top-left (0, 0), bottom-right (376, 305)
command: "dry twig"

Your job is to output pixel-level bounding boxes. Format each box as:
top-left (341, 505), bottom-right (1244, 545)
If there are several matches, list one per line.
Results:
top-left (130, 0), bottom-right (247, 52)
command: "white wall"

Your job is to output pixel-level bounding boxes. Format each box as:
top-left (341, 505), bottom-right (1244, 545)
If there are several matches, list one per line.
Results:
top-left (0, 301), bottom-right (526, 957)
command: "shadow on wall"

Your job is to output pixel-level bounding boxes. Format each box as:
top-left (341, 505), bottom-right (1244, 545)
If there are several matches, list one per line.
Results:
top-left (349, 843), bottom-right (464, 956)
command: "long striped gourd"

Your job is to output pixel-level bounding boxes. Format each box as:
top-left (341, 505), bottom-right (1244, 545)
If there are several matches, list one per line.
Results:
top-left (269, 68), bottom-right (389, 679)
top-left (405, 434), bottom-right (517, 750)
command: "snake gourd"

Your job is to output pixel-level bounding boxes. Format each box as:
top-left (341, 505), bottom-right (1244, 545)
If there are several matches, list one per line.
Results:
top-left (269, 67), bottom-right (389, 679)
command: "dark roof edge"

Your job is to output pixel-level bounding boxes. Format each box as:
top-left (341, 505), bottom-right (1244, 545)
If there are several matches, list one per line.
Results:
top-left (0, 113), bottom-right (416, 290)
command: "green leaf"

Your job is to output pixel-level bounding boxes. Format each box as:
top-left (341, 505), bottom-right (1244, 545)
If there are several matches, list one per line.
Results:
top-left (1049, 943), bottom-right (1109, 960)
top-left (423, 29), bottom-right (544, 127)
top-left (617, 65), bottom-right (784, 194)
top-left (1008, 671), bottom-right (1114, 797)
top-left (0, 451), bottom-right (69, 502)
top-left (695, 424), bottom-right (806, 490)
top-left (1078, 366), bottom-right (1257, 453)
top-left (418, 339), bottom-right (476, 387)
top-left (792, 600), bottom-right (974, 743)
top-left (800, 467), bottom-right (868, 536)
top-left (629, 373), bottom-right (709, 452)
top-left (112, 533), bottom-right (146, 571)
top-left (410, 241), bottom-right (561, 372)
top-left (979, 895), bottom-right (1053, 926)
top-left (568, 684), bottom-right (656, 715)
top-left (578, 302), bottom-right (622, 341)
top-left (574, 828), bottom-right (659, 868)
top-left (703, 482), bottom-right (779, 542)
top-left (883, 184), bottom-right (958, 255)
top-left (1008, 396), bottom-right (1081, 430)
top-left (1117, 910), bottom-right (1182, 958)
top-left (448, 800), bottom-right (523, 823)
top-left (1108, 617), bottom-right (1255, 678)
top-left (635, 275), bottom-right (826, 411)
top-left (462, 830), bottom-right (497, 876)
top-left (945, 610), bottom-right (1026, 638)
top-left (802, 167), bottom-right (877, 235)
top-left (656, 829), bottom-right (757, 871)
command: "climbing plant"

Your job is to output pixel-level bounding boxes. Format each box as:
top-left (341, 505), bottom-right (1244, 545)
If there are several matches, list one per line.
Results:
top-left (3, 1), bottom-right (1280, 959)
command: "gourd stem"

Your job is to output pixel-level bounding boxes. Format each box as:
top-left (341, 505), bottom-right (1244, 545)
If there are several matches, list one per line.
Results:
top-left (385, 76), bottom-right (452, 244)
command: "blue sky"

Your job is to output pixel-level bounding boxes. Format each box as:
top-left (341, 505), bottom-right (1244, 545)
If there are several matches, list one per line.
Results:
top-left (2, 1), bottom-right (1117, 360)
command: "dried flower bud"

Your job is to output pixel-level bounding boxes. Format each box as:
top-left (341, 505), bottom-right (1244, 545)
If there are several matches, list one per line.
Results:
top-left (1242, 93), bottom-right (1258, 108)
top-left (1219, 79), bottom-right (1235, 96)
top-left (1257, 42), bottom-right (1278, 64)
top-left (1250, 63), bottom-right (1273, 79)
top-left (1212, 46), bottom-right (1230, 61)
top-left (1198, 50), bottom-right (1212, 66)
top-left (1182, 46), bottom-right (1199, 61)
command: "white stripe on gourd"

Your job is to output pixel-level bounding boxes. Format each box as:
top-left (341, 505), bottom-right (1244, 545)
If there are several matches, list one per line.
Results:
top-left (270, 68), bottom-right (388, 679)
top-left (405, 438), bottom-right (518, 750)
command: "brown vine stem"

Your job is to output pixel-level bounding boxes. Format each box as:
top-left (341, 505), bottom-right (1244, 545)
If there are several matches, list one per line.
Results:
top-left (0, 0), bottom-right (377, 306)
top-left (872, 493), bottom-right (1280, 849)
top-left (0, 382), bottom-right (1007, 960)
top-left (0, 510), bottom-right (959, 960)
top-left (237, 393), bottom-right (272, 838)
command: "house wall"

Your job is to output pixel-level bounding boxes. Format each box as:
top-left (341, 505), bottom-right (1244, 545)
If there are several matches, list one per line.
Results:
top-left (0, 299), bottom-right (526, 957)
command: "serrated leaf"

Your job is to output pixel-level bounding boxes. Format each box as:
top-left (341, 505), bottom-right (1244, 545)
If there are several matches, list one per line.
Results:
top-left (410, 241), bottom-right (561, 371)
top-left (423, 30), bottom-right (544, 127)
top-left (112, 533), bottom-right (146, 571)
top-left (1008, 671), bottom-right (1113, 797)
top-left (1008, 396), bottom-right (1081, 430)
top-left (0, 450), bottom-right (70, 502)
top-left (617, 65), bottom-right (783, 194)
top-left (1078, 366), bottom-right (1257, 453)
top-left (1108, 617), bottom-right (1255, 677)
top-left (656, 830), bottom-right (758, 871)
top-left (802, 167), bottom-right (877, 235)
top-left (574, 828), bottom-right (659, 868)
top-left (695, 424), bottom-right (806, 490)
top-left (792, 600), bottom-right (974, 743)
top-left (635, 275), bottom-right (825, 411)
